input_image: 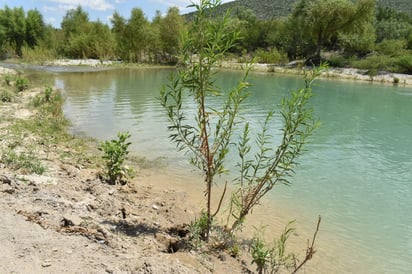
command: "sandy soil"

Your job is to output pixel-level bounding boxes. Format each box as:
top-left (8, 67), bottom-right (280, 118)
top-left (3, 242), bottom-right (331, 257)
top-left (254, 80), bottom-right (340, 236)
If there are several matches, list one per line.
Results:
top-left (0, 69), bottom-right (253, 273)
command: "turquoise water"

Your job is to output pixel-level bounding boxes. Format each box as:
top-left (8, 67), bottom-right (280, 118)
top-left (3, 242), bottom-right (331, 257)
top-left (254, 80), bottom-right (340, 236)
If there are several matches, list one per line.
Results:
top-left (51, 68), bottom-right (412, 273)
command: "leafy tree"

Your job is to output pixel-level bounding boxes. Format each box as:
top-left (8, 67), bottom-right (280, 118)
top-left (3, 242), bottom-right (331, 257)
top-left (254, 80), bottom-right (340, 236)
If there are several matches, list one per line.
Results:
top-left (375, 6), bottom-right (412, 42)
top-left (60, 6), bottom-right (90, 58)
top-left (0, 6), bottom-right (27, 56)
top-left (25, 9), bottom-right (45, 48)
top-left (290, 0), bottom-right (375, 61)
top-left (112, 8), bottom-right (150, 62)
top-left (338, 0), bottom-right (376, 56)
top-left (61, 6), bottom-right (89, 37)
top-left (61, 6), bottom-right (115, 59)
top-left (111, 11), bottom-right (128, 60)
top-left (159, 7), bottom-right (184, 63)
top-left (125, 8), bottom-right (150, 62)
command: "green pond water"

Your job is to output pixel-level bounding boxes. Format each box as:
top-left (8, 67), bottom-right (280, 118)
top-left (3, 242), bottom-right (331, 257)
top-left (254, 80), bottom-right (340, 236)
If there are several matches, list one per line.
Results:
top-left (30, 68), bottom-right (412, 273)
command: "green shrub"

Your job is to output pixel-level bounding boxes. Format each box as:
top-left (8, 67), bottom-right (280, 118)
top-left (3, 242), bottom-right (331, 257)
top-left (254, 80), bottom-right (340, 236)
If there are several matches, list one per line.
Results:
top-left (327, 55), bottom-right (352, 68)
top-left (255, 48), bottom-right (288, 64)
top-left (188, 210), bottom-right (210, 245)
top-left (250, 222), bottom-right (297, 274)
top-left (352, 54), bottom-right (395, 72)
top-left (1, 88), bottom-right (14, 102)
top-left (15, 77), bottom-right (29, 92)
top-left (32, 86), bottom-right (57, 107)
top-left (395, 54), bottom-right (412, 74)
top-left (393, 77), bottom-right (400, 84)
top-left (4, 75), bottom-right (13, 86)
top-left (376, 39), bottom-right (407, 57)
top-left (99, 131), bottom-right (133, 185)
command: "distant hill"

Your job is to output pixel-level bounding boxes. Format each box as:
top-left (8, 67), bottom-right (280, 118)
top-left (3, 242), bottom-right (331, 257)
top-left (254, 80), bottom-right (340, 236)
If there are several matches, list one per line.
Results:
top-left (187, 0), bottom-right (412, 20)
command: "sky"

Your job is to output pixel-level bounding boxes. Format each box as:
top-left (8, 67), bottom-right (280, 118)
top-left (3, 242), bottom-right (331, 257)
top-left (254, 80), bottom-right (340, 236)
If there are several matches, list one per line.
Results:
top-left (1, 0), bottom-right (234, 28)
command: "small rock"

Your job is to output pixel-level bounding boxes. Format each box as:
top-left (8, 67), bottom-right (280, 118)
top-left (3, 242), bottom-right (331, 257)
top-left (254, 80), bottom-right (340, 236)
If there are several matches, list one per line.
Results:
top-left (0, 175), bottom-right (12, 185)
top-left (42, 261), bottom-right (52, 267)
top-left (1, 187), bottom-right (15, 194)
top-left (152, 204), bottom-right (158, 210)
top-left (61, 214), bottom-right (83, 227)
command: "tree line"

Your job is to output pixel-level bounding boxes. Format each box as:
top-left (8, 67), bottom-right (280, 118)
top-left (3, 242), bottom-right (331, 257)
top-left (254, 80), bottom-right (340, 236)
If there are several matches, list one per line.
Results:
top-left (0, 0), bottom-right (411, 73)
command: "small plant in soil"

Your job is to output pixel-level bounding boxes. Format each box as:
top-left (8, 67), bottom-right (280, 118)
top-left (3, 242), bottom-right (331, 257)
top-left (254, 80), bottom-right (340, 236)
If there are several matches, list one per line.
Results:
top-left (15, 76), bottom-right (29, 92)
top-left (99, 131), bottom-right (133, 185)
top-left (0, 88), bottom-right (14, 102)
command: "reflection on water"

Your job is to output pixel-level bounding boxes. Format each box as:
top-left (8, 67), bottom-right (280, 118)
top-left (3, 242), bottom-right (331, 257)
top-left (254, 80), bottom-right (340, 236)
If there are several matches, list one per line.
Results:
top-left (26, 68), bottom-right (412, 273)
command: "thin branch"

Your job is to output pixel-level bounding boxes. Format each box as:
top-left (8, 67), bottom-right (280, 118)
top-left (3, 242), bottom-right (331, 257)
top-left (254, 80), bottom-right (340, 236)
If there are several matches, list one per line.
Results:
top-left (212, 180), bottom-right (227, 217)
top-left (291, 215), bottom-right (322, 274)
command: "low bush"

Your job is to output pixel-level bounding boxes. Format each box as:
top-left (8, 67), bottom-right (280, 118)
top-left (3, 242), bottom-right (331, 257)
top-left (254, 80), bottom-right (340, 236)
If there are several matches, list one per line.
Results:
top-left (395, 54), bottom-right (412, 74)
top-left (99, 131), bottom-right (133, 185)
top-left (15, 76), bottom-right (29, 92)
top-left (0, 88), bottom-right (14, 102)
top-left (255, 48), bottom-right (288, 64)
top-left (375, 39), bottom-right (407, 57)
top-left (327, 55), bottom-right (353, 68)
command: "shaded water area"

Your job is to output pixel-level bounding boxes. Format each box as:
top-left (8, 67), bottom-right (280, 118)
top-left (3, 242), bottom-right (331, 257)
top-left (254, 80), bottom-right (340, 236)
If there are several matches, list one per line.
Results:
top-left (25, 67), bottom-right (412, 273)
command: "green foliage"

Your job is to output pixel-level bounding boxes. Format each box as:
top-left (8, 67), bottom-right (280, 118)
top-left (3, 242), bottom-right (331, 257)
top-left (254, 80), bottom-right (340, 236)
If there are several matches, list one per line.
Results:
top-left (338, 22), bottom-right (375, 56)
top-left (161, 0), bottom-right (247, 241)
top-left (375, 6), bottom-right (412, 43)
top-left (254, 48), bottom-right (288, 64)
top-left (0, 6), bottom-right (26, 57)
top-left (395, 54), bottom-right (412, 74)
top-left (376, 39), bottom-right (407, 57)
top-left (0, 88), bottom-right (14, 102)
top-left (188, 210), bottom-right (210, 245)
top-left (250, 222), bottom-right (297, 274)
top-left (289, 0), bottom-right (375, 59)
top-left (111, 8), bottom-right (151, 62)
top-left (32, 86), bottom-right (59, 107)
top-left (60, 6), bottom-right (116, 60)
top-left (1, 150), bottom-right (46, 175)
top-left (4, 74), bottom-right (12, 86)
top-left (327, 55), bottom-right (353, 68)
top-left (159, 7), bottom-right (185, 62)
top-left (229, 67), bottom-right (322, 231)
top-left (352, 54), bottom-right (394, 73)
top-left (162, 1), bottom-right (321, 248)
top-left (352, 53), bottom-right (412, 74)
top-left (393, 77), bottom-right (400, 84)
top-left (15, 76), bottom-right (29, 92)
top-left (99, 132), bottom-right (133, 185)
top-left (25, 9), bottom-right (45, 48)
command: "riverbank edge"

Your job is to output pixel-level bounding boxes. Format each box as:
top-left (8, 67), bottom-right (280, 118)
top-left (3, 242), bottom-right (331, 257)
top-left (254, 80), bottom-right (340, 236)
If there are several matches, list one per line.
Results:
top-left (8, 58), bottom-right (412, 87)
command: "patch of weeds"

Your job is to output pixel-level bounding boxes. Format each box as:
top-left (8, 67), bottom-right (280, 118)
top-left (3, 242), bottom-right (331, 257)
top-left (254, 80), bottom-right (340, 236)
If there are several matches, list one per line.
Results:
top-left (4, 74), bottom-right (13, 86)
top-left (188, 210), bottom-right (210, 247)
top-left (1, 88), bottom-right (14, 102)
top-left (1, 150), bottom-right (46, 175)
top-left (250, 222), bottom-right (297, 274)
